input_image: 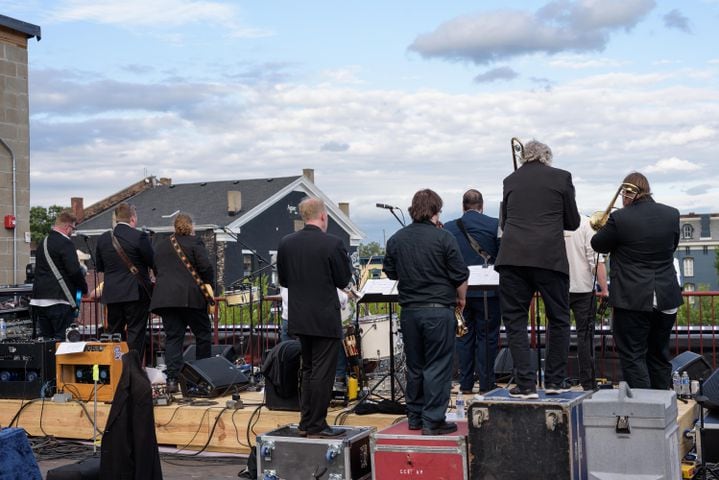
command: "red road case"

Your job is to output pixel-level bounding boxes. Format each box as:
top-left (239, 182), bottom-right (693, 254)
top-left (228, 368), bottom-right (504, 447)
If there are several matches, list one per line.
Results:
top-left (371, 419), bottom-right (469, 480)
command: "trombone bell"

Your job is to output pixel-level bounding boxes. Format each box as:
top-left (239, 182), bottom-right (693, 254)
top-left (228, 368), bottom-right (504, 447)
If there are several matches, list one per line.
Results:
top-left (589, 182), bottom-right (640, 231)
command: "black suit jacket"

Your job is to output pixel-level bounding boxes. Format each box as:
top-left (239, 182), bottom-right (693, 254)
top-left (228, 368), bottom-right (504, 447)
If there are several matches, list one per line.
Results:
top-left (495, 161), bottom-right (580, 275)
top-left (150, 234), bottom-right (215, 311)
top-left (277, 225), bottom-right (352, 338)
top-left (96, 223), bottom-right (154, 304)
top-left (591, 197), bottom-right (683, 311)
top-left (32, 230), bottom-right (88, 300)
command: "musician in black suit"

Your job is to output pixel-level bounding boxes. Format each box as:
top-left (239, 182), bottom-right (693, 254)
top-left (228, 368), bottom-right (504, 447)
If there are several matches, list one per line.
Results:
top-left (591, 172), bottom-right (682, 389)
top-left (150, 213), bottom-right (215, 392)
top-left (495, 140), bottom-right (580, 398)
top-left (95, 203), bottom-right (154, 357)
top-left (31, 210), bottom-right (88, 340)
top-left (277, 197), bottom-right (352, 438)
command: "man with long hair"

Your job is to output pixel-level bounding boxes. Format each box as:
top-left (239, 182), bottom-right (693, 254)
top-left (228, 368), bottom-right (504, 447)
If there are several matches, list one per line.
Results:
top-left (383, 189), bottom-right (468, 435)
top-left (591, 172), bottom-right (682, 389)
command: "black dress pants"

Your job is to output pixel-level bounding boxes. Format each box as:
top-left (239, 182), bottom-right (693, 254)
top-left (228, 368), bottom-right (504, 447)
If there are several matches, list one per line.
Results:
top-left (499, 266), bottom-right (571, 389)
top-left (107, 293), bottom-right (151, 359)
top-left (160, 307), bottom-right (213, 380)
top-left (296, 335), bottom-right (341, 434)
top-left (570, 291), bottom-right (596, 389)
top-left (612, 307), bottom-right (676, 389)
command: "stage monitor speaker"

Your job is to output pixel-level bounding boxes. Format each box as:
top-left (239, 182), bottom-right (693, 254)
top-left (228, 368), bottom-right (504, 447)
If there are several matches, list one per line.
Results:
top-left (701, 368), bottom-right (719, 412)
top-left (182, 344), bottom-right (237, 363)
top-left (0, 340), bottom-right (56, 399)
top-left (494, 347), bottom-right (542, 376)
top-left (671, 351), bottom-right (712, 381)
top-left (179, 356), bottom-right (249, 398)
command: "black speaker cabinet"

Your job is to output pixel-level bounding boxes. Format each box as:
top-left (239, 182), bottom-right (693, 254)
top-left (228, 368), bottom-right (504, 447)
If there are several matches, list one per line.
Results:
top-left (671, 351), bottom-right (712, 381)
top-left (701, 411), bottom-right (719, 463)
top-left (182, 343), bottom-right (236, 363)
top-left (262, 340), bottom-right (301, 411)
top-left (179, 356), bottom-right (249, 398)
top-left (0, 340), bottom-right (56, 399)
top-left (702, 368), bottom-right (719, 412)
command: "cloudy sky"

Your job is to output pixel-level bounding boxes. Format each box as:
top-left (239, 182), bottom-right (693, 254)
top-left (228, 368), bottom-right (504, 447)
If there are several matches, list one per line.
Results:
top-left (4, 0), bottom-right (719, 244)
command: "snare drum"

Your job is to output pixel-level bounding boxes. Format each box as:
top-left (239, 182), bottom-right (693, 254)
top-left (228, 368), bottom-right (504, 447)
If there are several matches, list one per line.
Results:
top-left (359, 315), bottom-right (392, 359)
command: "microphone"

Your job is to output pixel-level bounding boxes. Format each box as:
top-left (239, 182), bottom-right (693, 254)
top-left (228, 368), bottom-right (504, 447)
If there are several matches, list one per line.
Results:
top-left (376, 203), bottom-right (397, 210)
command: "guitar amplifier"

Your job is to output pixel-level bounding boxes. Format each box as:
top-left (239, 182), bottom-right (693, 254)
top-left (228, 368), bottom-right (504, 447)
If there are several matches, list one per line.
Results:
top-left (56, 341), bottom-right (128, 402)
top-left (0, 340), bottom-right (56, 399)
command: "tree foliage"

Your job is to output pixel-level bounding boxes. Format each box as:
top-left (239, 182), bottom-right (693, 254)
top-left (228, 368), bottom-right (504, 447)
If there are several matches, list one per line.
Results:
top-left (29, 205), bottom-right (67, 245)
top-left (358, 241), bottom-right (385, 257)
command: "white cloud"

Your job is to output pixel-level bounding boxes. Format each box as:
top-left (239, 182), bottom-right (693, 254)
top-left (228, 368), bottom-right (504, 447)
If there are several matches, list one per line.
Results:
top-left (46, 0), bottom-right (272, 38)
top-left (549, 55), bottom-right (629, 69)
top-left (645, 157), bottom-right (701, 173)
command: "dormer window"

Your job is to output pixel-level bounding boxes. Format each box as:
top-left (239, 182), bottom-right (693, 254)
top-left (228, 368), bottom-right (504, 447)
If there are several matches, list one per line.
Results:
top-left (682, 224), bottom-right (694, 239)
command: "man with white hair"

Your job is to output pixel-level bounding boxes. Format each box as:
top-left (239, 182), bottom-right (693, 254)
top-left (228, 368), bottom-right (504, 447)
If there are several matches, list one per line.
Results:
top-left (495, 139), bottom-right (580, 398)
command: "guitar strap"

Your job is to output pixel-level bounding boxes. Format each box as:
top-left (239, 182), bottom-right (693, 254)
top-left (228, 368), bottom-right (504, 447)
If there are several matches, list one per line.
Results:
top-left (169, 235), bottom-right (215, 305)
top-left (43, 236), bottom-right (77, 308)
top-left (456, 219), bottom-right (491, 265)
top-left (111, 231), bottom-right (153, 297)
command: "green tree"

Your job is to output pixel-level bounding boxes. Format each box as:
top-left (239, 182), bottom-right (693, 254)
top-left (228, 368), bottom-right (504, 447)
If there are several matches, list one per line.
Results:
top-left (358, 241), bottom-right (384, 257)
top-left (30, 205), bottom-right (67, 245)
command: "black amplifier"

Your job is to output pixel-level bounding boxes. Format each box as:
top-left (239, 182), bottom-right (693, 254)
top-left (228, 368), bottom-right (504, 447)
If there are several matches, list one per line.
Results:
top-left (0, 340), bottom-right (56, 399)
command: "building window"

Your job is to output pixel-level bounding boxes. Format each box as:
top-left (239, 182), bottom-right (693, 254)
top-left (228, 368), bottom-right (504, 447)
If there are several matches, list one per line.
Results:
top-left (683, 257), bottom-right (694, 277)
top-left (243, 253), bottom-right (254, 273)
top-left (294, 220), bottom-right (304, 232)
top-left (682, 224), bottom-right (694, 239)
top-left (703, 245), bottom-right (709, 254)
top-left (269, 251), bottom-right (278, 286)
top-left (685, 246), bottom-right (691, 255)
top-left (684, 283), bottom-right (696, 305)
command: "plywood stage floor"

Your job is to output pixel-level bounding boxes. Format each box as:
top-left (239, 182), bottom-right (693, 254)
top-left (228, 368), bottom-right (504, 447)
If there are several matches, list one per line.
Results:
top-left (0, 389), bottom-right (404, 454)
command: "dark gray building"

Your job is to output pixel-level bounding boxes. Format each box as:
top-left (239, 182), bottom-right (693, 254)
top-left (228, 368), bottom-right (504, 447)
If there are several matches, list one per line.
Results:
top-left (675, 212), bottom-right (719, 293)
top-left (75, 169), bottom-right (364, 293)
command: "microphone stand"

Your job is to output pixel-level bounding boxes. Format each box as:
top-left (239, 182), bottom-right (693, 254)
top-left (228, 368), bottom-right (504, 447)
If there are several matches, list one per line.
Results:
top-left (377, 205), bottom-right (405, 227)
top-left (80, 235), bottom-right (101, 340)
top-left (222, 228), bottom-right (272, 388)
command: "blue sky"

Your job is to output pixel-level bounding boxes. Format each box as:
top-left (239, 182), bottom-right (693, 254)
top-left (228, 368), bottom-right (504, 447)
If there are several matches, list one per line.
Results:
top-left (3, 0), bottom-right (719, 245)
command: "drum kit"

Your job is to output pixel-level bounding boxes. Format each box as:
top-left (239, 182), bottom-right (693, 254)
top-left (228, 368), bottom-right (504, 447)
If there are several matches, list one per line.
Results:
top-left (343, 313), bottom-right (405, 396)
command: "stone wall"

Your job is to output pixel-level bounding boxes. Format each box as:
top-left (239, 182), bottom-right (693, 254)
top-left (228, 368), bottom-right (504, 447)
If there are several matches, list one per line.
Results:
top-left (0, 26), bottom-right (31, 285)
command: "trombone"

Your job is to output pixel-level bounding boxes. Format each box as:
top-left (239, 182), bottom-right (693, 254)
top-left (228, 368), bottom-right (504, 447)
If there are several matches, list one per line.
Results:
top-left (511, 137), bottom-right (524, 171)
top-left (589, 182), bottom-right (640, 231)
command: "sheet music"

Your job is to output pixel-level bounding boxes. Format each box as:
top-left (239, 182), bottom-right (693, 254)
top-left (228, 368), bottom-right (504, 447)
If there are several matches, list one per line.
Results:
top-left (56, 342), bottom-right (88, 355)
top-left (468, 265), bottom-right (500, 286)
top-left (361, 278), bottom-right (399, 296)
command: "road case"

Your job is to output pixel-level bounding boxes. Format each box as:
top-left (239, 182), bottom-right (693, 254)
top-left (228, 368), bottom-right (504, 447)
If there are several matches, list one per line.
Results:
top-left (468, 388), bottom-right (591, 480)
top-left (371, 418), bottom-right (469, 480)
top-left (256, 424), bottom-right (373, 480)
top-left (583, 383), bottom-right (680, 480)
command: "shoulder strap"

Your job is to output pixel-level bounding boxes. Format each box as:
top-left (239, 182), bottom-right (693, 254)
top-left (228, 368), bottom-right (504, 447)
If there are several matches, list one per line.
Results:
top-left (43, 236), bottom-right (77, 308)
top-left (170, 235), bottom-right (215, 305)
top-left (111, 231), bottom-right (152, 296)
top-left (456, 219), bottom-right (491, 265)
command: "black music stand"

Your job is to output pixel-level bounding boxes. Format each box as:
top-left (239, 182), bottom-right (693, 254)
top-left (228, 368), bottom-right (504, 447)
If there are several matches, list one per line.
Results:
top-left (466, 264), bottom-right (500, 390)
top-left (356, 279), bottom-right (404, 403)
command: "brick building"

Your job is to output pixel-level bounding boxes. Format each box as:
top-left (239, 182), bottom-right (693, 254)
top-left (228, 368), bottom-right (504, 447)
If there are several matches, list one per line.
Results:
top-left (0, 14), bottom-right (40, 285)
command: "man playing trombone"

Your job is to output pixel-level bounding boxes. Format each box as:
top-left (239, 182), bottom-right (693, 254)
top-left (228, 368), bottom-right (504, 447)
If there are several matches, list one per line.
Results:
top-left (591, 172), bottom-right (682, 389)
top-left (495, 139), bottom-right (580, 398)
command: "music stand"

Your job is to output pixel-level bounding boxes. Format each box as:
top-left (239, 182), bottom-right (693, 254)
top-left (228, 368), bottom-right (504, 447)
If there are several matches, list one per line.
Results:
top-left (357, 278), bottom-right (404, 403)
top-left (466, 264), bottom-right (500, 389)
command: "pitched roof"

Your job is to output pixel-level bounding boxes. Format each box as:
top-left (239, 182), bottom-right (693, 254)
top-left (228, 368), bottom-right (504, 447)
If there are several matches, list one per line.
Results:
top-left (77, 175), bottom-right (365, 243)
top-left (0, 14), bottom-right (41, 40)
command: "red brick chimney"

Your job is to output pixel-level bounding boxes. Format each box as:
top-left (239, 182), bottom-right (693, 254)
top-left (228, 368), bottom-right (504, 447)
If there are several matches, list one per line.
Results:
top-left (71, 197), bottom-right (84, 223)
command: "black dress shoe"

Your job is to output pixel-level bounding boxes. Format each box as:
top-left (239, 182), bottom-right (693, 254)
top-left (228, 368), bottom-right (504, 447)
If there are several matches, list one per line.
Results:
top-left (422, 421), bottom-right (458, 436)
top-left (308, 427), bottom-right (343, 438)
top-left (408, 422), bottom-right (422, 431)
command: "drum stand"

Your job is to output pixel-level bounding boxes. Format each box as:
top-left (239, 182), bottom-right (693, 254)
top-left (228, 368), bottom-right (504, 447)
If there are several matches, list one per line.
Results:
top-left (360, 302), bottom-right (405, 404)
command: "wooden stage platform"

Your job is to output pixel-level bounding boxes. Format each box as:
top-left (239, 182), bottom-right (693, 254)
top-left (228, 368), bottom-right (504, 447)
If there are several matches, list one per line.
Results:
top-left (0, 389), bottom-right (404, 455)
top-left (0, 388), bottom-right (699, 457)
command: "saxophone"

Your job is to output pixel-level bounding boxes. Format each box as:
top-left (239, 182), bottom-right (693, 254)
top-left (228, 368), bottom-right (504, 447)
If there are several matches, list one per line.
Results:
top-left (455, 306), bottom-right (468, 337)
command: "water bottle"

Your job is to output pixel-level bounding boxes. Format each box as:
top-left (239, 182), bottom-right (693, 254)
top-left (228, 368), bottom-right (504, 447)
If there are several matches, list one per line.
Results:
top-left (672, 371), bottom-right (681, 396)
top-left (455, 391), bottom-right (465, 419)
top-left (681, 371), bottom-right (690, 399)
top-left (0, 318), bottom-right (6, 341)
